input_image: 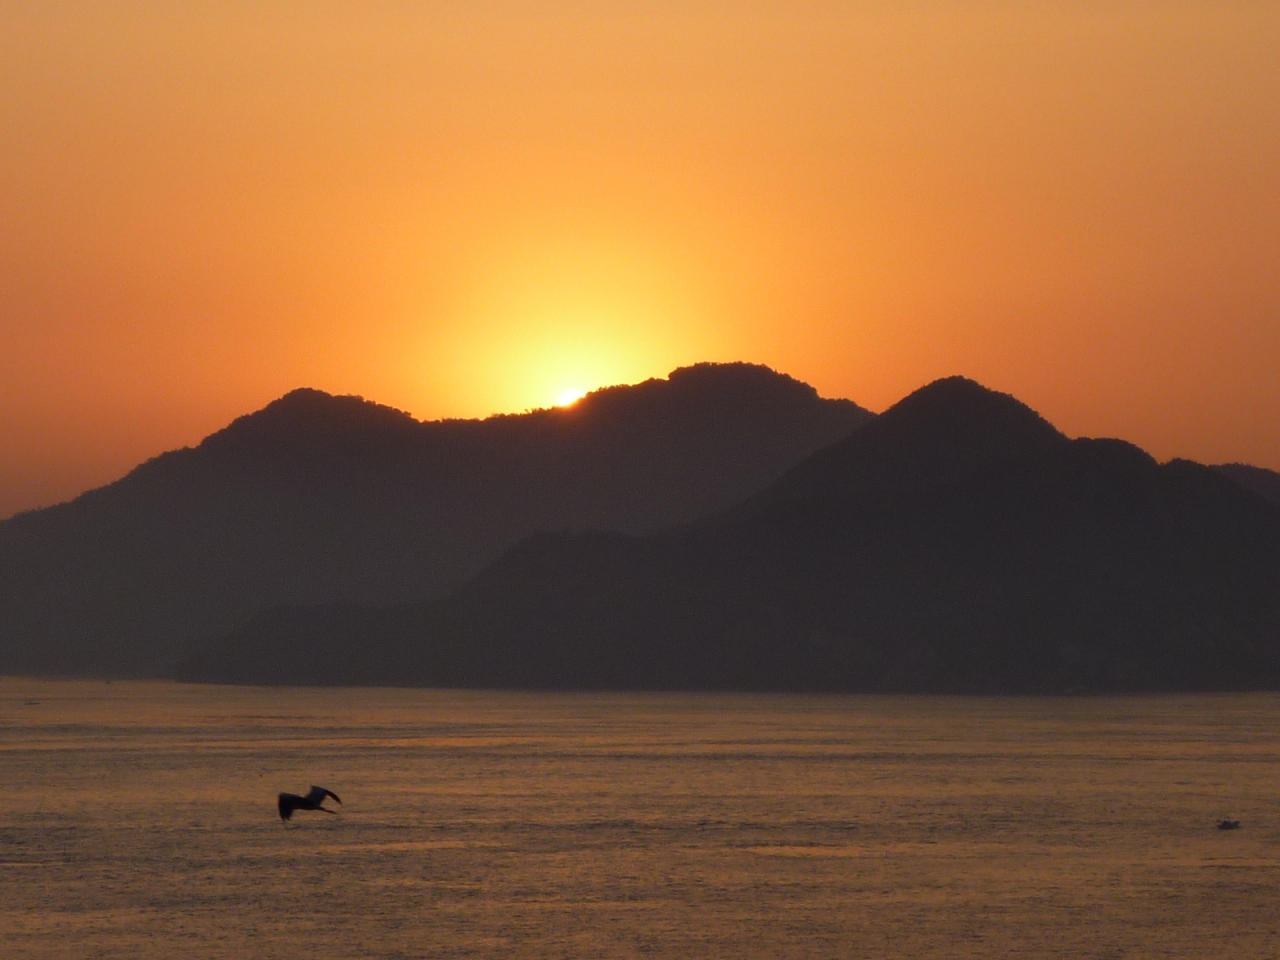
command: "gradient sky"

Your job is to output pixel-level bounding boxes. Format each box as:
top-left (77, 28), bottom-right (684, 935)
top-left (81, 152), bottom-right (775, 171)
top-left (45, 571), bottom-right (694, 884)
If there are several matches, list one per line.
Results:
top-left (2, 1), bottom-right (1278, 518)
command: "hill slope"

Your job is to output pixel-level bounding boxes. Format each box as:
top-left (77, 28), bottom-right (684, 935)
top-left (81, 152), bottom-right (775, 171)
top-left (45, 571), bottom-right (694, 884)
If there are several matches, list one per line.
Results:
top-left (0, 363), bottom-right (870, 676)
top-left (181, 378), bottom-right (1280, 692)
top-left (1214, 463), bottom-right (1280, 509)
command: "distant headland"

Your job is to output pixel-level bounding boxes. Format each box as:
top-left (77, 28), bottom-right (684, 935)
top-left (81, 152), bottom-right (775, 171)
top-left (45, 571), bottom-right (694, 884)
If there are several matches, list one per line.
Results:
top-left (3, 365), bottom-right (1279, 693)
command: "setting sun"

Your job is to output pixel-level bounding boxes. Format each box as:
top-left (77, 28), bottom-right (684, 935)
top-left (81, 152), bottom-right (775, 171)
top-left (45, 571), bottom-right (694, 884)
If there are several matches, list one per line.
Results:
top-left (556, 388), bottom-right (587, 408)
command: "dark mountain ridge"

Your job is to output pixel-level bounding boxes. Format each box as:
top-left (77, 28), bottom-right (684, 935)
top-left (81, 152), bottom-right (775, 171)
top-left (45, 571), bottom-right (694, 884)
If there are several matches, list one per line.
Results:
top-left (180, 378), bottom-right (1280, 692)
top-left (0, 363), bottom-right (871, 677)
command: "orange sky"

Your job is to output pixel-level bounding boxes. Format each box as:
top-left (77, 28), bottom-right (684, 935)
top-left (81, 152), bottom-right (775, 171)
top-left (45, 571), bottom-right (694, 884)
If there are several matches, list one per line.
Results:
top-left (2, 2), bottom-right (1278, 519)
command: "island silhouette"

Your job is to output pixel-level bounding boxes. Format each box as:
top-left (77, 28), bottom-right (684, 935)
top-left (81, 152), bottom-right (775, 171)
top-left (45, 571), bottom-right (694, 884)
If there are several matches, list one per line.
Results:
top-left (174, 376), bottom-right (1280, 693)
top-left (4, 367), bottom-right (1279, 690)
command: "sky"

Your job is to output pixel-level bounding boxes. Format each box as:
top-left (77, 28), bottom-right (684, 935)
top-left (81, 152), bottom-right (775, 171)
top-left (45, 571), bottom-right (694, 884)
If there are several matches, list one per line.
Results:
top-left (2, 1), bottom-right (1278, 518)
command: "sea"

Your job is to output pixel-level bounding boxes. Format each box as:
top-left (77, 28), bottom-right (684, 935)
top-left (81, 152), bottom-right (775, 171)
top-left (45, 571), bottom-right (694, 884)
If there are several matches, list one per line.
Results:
top-left (3, 679), bottom-right (1279, 959)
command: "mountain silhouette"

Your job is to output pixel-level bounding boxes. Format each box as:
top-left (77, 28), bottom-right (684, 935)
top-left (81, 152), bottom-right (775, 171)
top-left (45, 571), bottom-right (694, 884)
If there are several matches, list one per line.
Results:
top-left (179, 377), bottom-right (1280, 692)
top-left (0, 363), bottom-right (870, 676)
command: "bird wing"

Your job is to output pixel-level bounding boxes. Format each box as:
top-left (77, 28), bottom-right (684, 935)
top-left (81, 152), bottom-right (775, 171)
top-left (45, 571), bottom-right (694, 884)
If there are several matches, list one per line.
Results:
top-left (307, 785), bottom-right (341, 805)
top-left (278, 792), bottom-right (302, 821)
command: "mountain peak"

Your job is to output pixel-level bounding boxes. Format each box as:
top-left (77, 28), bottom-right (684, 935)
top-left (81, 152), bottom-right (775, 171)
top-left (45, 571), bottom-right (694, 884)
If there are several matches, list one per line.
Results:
top-left (758, 377), bottom-right (1065, 506)
top-left (665, 362), bottom-right (820, 397)
top-left (572, 362), bottom-right (861, 423)
top-left (201, 389), bottom-right (420, 455)
top-left (256, 388), bottom-right (414, 425)
top-left (879, 377), bottom-right (1063, 444)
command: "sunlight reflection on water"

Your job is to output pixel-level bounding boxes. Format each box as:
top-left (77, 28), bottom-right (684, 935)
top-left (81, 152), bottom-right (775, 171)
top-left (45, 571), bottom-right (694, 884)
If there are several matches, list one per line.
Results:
top-left (3, 680), bottom-right (1280, 958)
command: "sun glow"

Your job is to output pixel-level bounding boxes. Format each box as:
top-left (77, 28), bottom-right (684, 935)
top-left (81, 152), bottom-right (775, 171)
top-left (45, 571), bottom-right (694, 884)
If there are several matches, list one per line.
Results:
top-left (412, 227), bottom-right (725, 419)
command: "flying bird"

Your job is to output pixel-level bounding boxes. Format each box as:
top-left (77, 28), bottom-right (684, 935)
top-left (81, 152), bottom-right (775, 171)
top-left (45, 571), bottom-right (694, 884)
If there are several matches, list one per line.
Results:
top-left (278, 785), bottom-right (342, 822)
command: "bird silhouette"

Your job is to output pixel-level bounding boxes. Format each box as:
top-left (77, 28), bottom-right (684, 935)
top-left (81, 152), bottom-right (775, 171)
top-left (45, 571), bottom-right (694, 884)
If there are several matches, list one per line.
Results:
top-left (278, 785), bottom-right (342, 822)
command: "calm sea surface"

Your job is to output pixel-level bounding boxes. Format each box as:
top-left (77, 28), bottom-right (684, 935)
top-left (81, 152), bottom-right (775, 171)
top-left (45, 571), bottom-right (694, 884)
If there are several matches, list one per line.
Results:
top-left (3, 680), bottom-right (1280, 958)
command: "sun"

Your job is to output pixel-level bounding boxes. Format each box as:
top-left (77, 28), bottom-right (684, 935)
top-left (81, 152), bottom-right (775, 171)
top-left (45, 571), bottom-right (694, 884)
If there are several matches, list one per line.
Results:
top-left (556, 387), bottom-right (587, 407)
